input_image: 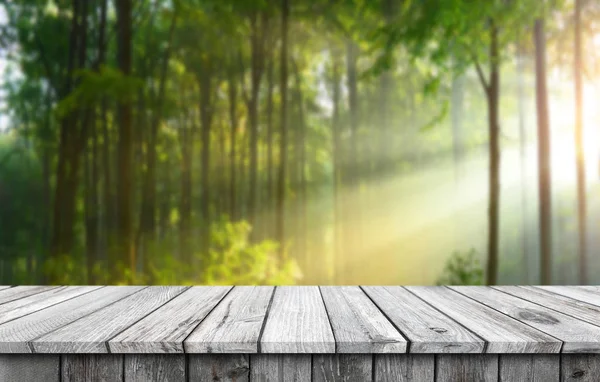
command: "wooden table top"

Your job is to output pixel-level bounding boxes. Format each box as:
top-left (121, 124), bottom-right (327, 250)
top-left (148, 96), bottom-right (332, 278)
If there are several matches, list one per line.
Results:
top-left (0, 285), bottom-right (598, 354)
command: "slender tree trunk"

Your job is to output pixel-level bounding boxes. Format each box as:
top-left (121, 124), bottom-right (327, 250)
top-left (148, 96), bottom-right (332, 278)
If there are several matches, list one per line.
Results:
top-left (228, 69), bottom-right (239, 221)
top-left (485, 22), bottom-right (501, 286)
top-left (535, 18), bottom-right (552, 285)
top-left (179, 102), bottom-right (194, 264)
top-left (516, 38), bottom-right (530, 283)
top-left (86, 115), bottom-right (99, 284)
top-left (198, 60), bottom-right (213, 256)
top-left (276, 0), bottom-right (289, 261)
top-left (451, 73), bottom-right (465, 180)
top-left (247, 12), bottom-right (267, 236)
top-left (101, 101), bottom-right (113, 259)
top-left (331, 49), bottom-right (342, 284)
top-left (116, 0), bottom-right (135, 279)
top-left (345, 39), bottom-right (360, 282)
top-left (266, 56), bottom-right (275, 236)
top-left (574, 0), bottom-right (588, 284)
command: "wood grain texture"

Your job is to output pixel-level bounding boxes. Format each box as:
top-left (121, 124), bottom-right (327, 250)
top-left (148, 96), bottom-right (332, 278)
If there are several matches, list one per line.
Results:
top-left (261, 286), bottom-right (335, 353)
top-left (363, 286), bottom-right (483, 353)
top-left (0, 286), bottom-right (101, 326)
top-left (124, 354), bottom-right (185, 382)
top-left (0, 355), bottom-right (59, 382)
top-left (406, 287), bottom-right (561, 353)
top-left (452, 286), bottom-right (600, 353)
top-left (62, 354), bottom-right (123, 382)
top-left (499, 354), bottom-right (559, 382)
top-left (0, 286), bottom-right (144, 353)
top-left (496, 286), bottom-right (600, 327)
top-left (536, 286), bottom-right (600, 307)
top-left (561, 354), bottom-right (600, 382)
top-left (110, 286), bottom-right (231, 353)
top-left (320, 286), bottom-right (406, 353)
top-left (184, 286), bottom-right (272, 353)
top-left (32, 286), bottom-right (187, 353)
top-left (0, 286), bottom-right (59, 305)
top-left (250, 354), bottom-right (311, 382)
top-left (436, 354), bottom-right (498, 382)
top-left (312, 354), bottom-right (372, 382)
top-left (373, 354), bottom-right (434, 382)
top-left (188, 354), bottom-right (249, 382)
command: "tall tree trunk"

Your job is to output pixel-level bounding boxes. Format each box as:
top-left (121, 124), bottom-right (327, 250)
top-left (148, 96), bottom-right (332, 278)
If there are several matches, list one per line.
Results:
top-left (292, 59), bottom-right (307, 276)
top-left (535, 18), bottom-right (552, 285)
top-left (85, 115), bottom-right (99, 284)
top-left (276, 0), bottom-right (289, 261)
top-left (485, 22), bottom-right (501, 286)
top-left (516, 38), bottom-right (529, 283)
top-left (247, 12), bottom-right (267, 236)
top-left (345, 39), bottom-right (360, 283)
top-left (198, 60), bottom-right (213, 257)
top-left (138, 10), bottom-right (178, 275)
top-left (228, 69), bottom-right (239, 221)
top-left (179, 102), bottom-right (194, 264)
top-left (574, 0), bottom-right (587, 284)
top-left (116, 0), bottom-right (134, 280)
top-left (265, 56), bottom-right (275, 236)
top-left (331, 48), bottom-right (342, 284)
top-left (451, 73), bottom-right (465, 180)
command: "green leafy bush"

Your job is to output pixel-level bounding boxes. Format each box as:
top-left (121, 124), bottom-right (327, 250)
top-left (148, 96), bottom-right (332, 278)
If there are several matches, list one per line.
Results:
top-left (436, 248), bottom-right (484, 286)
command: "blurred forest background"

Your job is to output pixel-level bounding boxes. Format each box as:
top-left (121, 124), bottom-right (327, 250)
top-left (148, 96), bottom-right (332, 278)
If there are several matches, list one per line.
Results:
top-left (0, 0), bottom-right (599, 285)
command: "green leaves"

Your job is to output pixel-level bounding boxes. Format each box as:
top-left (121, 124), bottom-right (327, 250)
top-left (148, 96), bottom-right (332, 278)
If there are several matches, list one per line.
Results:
top-left (436, 248), bottom-right (484, 286)
top-left (55, 66), bottom-right (142, 118)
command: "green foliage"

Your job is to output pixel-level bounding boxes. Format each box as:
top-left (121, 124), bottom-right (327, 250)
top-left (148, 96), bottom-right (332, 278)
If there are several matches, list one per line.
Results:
top-left (42, 220), bottom-right (300, 286)
top-left (436, 249), bottom-right (484, 286)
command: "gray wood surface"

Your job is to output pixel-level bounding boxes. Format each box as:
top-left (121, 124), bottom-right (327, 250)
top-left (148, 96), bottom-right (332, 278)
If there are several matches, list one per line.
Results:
top-left (406, 286), bottom-right (561, 353)
top-left (436, 354), bottom-right (498, 382)
top-left (32, 286), bottom-right (186, 353)
top-left (363, 286), bottom-right (483, 353)
top-left (312, 354), bottom-right (372, 382)
top-left (0, 286), bottom-right (59, 305)
top-left (0, 286), bottom-right (144, 353)
top-left (188, 354), bottom-right (249, 382)
top-left (536, 286), bottom-right (600, 307)
top-left (124, 355), bottom-right (185, 382)
top-left (62, 354), bottom-right (123, 382)
top-left (452, 286), bottom-right (600, 353)
top-left (184, 286), bottom-right (273, 353)
top-left (320, 286), bottom-right (406, 353)
top-left (250, 354), bottom-right (311, 382)
top-left (561, 354), bottom-right (600, 382)
top-left (0, 286), bottom-right (101, 325)
top-left (499, 354), bottom-right (559, 382)
top-left (110, 286), bottom-right (231, 353)
top-left (261, 286), bottom-right (335, 353)
top-left (373, 354), bottom-right (434, 382)
top-left (496, 286), bottom-right (600, 327)
top-left (0, 355), bottom-right (59, 382)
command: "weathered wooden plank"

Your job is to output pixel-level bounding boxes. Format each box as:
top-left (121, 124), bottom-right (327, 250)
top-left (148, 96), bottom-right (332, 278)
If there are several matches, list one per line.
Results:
top-left (261, 286), bottom-right (335, 353)
top-left (250, 354), bottom-right (311, 382)
top-left (32, 286), bottom-right (187, 353)
top-left (499, 354), bottom-right (559, 382)
top-left (0, 286), bottom-right (59, 305)
top-left (124, 354), bottom-right (185, 382)
top-left (184, 286), bottom-right (272, 353)
top-left (436, 354), bottom-right (498, 382)
top-left (0, 287), bottom-right (12, 291)
top-left (373, 354), bottom-right (434, 382)
top-left (536, 286), bottom-right (600, 307)
top-left (62, 354), bottom-right (123, 382)
top-left (110, 286), bottom-right (231, 353)
top-left (188, 354), bottom-right (249, 382)
top-left (363, 286), bottom-right (483, 353)
top-left (451, 286), bottom-right (600, 353)
top-left (0, 355), bottom-right (59, 382)
top-left (406, 287), bottom-right (561, 353)
top-left (496, 286), bottom-right (600, 327)
top-left (312, 354), bottom-right (372, 382)
top-left (320, 286), bottom-right (406, 353)
top-left (0, 286), bottom-right (101, 326)
top-left (561, 354), bottom-right (600, 382)
top-left (0, 286), bottom-right (144, 353)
